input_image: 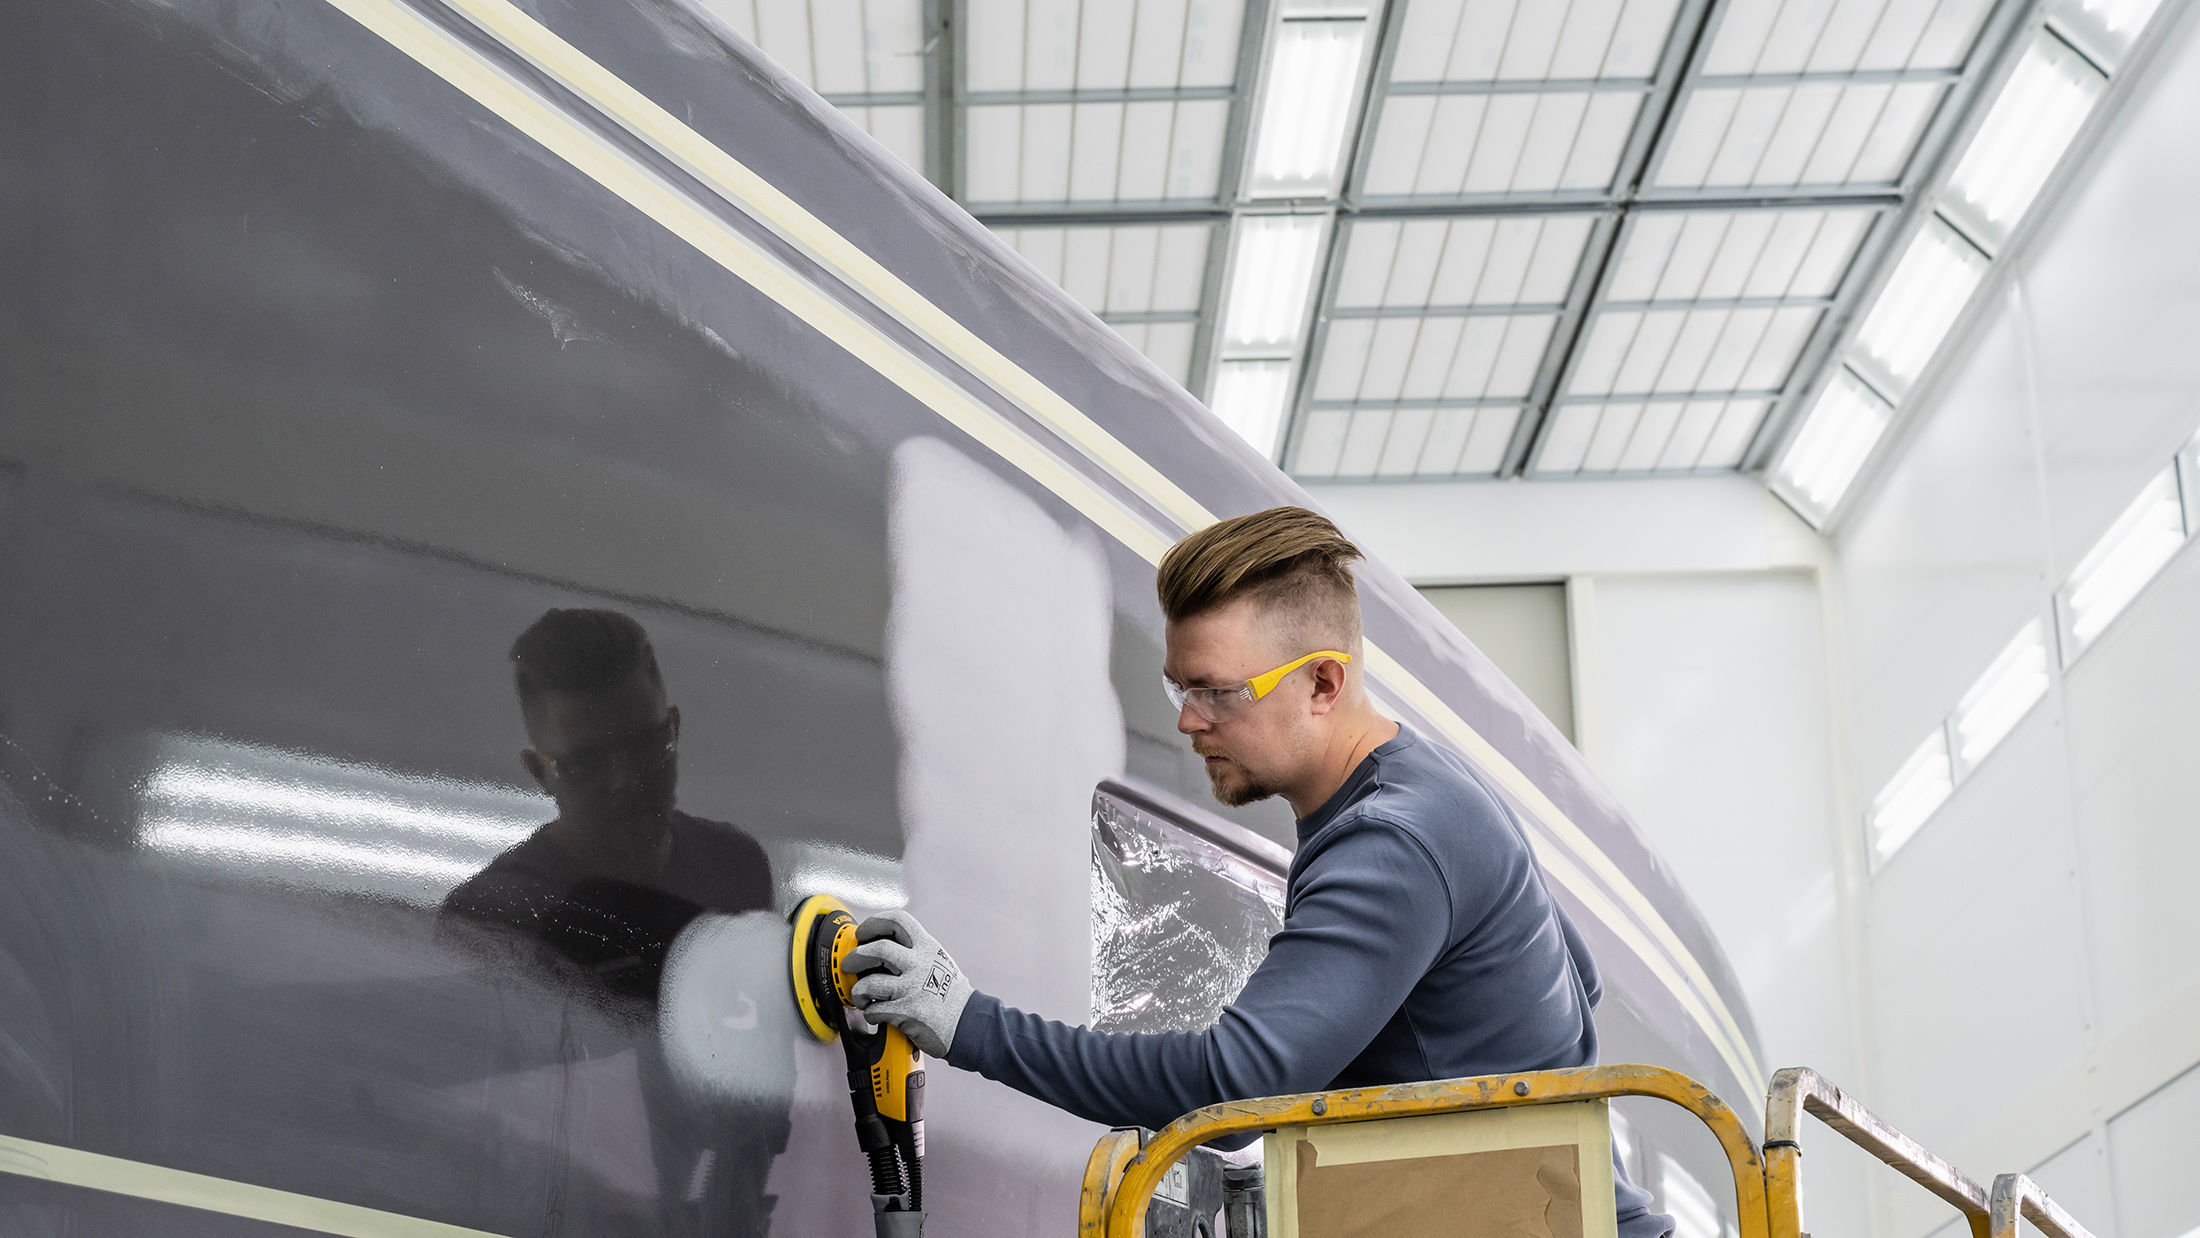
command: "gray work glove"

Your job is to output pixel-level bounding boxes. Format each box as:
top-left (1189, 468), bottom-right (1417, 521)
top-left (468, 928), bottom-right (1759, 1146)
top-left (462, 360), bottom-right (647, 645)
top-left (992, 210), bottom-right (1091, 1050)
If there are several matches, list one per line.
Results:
top-left (842, 909), bottom-right (973, 1058)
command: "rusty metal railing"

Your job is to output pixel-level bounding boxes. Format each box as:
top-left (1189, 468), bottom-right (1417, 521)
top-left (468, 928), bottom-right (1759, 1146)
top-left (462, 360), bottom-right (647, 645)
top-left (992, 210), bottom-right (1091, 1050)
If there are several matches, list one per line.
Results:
top-left (1075, 1064), bottom-right (1766, 1238)
top-left (1080, 1064), bottom-right (2111, 1238)
top-left (1763, 1067), bottom-right (1993, 1238)
top-left (1989, 1173), bottom-right (2099, 1238)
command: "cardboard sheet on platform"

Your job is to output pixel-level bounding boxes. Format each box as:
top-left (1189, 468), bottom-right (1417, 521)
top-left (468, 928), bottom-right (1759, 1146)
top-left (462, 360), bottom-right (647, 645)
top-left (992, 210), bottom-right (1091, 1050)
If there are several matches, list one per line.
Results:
top-left (1263, 1101), bottom-right (1616, 1238)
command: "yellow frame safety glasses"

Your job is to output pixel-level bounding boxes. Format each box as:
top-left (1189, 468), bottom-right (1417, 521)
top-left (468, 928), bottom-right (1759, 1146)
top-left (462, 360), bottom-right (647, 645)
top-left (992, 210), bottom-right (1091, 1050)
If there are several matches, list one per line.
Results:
top-left (1163, 650), bottom-right (1353, 724)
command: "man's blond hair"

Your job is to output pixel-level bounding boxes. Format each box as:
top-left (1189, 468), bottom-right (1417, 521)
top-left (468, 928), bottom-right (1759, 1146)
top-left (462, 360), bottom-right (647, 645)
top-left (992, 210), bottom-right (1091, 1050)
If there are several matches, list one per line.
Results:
top-left (1155, 507), bottom-right (1364, 651)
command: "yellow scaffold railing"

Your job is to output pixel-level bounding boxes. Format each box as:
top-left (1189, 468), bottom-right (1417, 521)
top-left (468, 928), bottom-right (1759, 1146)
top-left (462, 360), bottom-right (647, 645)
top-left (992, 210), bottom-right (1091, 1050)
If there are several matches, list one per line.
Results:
top-left (1077, 1063), bottom-right (2104, 1238)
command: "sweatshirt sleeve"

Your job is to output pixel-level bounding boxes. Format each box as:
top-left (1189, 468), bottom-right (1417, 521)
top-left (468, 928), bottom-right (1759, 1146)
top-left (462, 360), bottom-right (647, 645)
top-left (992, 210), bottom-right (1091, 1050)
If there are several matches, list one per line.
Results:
top-left (946, 818), bottom-right (1451, 1131)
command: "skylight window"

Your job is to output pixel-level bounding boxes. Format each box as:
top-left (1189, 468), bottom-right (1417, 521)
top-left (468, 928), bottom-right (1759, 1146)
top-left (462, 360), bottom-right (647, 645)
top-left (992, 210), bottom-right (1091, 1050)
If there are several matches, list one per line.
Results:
top-left (1770, 369), bottom-right (1893, 526)
top-left (1950, 620), bottom-right (2052, 777)
top-left (2055, 465), bottom-right (2188, 660)
top-left (1850, 219), bottom-right (1990, 400)
top-left (1248, 19), bottom-right (1368, 198)
top-left (1209, 359), bottom-right (1295, 459)
top-left (1870, 728), bottom-right (1954, 866)
top-left (1941, 31), bottom-right (2108, 253)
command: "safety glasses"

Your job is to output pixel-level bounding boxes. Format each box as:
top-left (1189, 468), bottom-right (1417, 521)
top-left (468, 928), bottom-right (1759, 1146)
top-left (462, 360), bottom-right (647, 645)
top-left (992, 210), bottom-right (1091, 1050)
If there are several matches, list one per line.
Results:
top-left (1162, 650), bottom-right (1352, 724)
top-left (546, 714), bottom-right (677, 785)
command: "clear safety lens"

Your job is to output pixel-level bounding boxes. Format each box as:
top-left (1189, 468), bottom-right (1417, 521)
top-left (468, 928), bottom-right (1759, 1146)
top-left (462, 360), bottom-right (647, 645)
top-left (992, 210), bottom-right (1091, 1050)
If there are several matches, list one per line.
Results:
top-left (1162, 676), bottom-right (1254, 724)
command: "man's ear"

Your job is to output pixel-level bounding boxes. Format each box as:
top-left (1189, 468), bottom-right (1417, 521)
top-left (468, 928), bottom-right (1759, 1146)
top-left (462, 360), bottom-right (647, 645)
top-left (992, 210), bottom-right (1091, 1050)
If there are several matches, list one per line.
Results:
top-left (521, 749), bottom-right (551, 794)
top-left (1307, 657), bottom-right (1350, 715)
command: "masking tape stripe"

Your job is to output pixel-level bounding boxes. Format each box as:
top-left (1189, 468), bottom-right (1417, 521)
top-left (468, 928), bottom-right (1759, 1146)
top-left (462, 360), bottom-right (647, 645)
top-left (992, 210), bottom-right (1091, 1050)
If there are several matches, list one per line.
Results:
top-left (420, 0), bottom-right (1766, 1094)
top-left (324, 0), bottom-right (1760, 1093)
top-left (436, 0), bottom-right (1214, 535)
top-left (0, 1134), bottom-right (508, 1237)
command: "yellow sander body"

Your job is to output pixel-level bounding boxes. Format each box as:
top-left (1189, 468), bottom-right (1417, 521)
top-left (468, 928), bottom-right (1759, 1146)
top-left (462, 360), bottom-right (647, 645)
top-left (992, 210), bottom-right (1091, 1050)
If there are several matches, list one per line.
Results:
top-left (789, 893), bottom-right (928, 1227)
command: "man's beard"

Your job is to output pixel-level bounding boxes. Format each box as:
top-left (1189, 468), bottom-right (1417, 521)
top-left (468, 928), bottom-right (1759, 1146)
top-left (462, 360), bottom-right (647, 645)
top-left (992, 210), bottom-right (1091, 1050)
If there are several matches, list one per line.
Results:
top-left (1202, 754), bottom-right (1278, 808)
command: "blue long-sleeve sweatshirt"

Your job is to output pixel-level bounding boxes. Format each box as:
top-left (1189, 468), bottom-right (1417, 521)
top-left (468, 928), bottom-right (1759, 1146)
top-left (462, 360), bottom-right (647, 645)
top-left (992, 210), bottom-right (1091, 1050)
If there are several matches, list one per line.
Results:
top-left (948, 725), bottom-right (1672, 1238)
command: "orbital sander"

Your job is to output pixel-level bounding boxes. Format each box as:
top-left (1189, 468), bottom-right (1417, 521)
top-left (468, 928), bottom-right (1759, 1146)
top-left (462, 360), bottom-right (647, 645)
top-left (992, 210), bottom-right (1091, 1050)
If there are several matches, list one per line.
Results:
top-left (789, 894), bottom-right (927, 1237)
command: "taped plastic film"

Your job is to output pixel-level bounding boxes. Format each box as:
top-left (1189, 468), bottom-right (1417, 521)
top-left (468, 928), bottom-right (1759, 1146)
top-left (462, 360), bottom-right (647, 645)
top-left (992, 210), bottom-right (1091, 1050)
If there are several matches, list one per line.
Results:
top-left (1089, 786), bottom-right (1285, 1033)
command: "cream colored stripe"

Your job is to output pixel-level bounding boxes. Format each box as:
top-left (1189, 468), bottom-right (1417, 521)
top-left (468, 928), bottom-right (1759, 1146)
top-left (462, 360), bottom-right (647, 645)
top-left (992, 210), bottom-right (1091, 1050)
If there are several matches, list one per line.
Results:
top-left (0, 1134), bottom-right (508, 1236)
top-left (322, 0), bottom-right (1761, 1094)
top-left (437, 0), bottom-right (1214, 535)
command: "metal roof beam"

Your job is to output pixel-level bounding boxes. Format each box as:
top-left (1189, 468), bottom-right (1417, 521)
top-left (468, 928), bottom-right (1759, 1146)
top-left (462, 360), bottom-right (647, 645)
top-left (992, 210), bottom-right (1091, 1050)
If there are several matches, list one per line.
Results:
top-left (964, 85), bottom-right (1239, 105)
top-left (1501, 0), bottom-right (1722, 478)
top-left (1187, 0), bottom-right (1280, 408)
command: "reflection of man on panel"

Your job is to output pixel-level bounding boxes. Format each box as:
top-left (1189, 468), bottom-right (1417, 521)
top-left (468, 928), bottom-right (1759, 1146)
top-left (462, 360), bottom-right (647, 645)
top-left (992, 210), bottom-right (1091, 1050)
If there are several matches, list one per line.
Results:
top-left (843, 508), bottom-right (1673, 1238)
top-left (441, 608), bottom-right (783, 1237)
top-left (443, 607), bottom-right (773, 998)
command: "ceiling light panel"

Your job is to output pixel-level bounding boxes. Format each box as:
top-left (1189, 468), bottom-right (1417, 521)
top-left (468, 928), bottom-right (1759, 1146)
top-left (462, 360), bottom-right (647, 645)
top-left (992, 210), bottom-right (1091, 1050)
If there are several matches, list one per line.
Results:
top-left (964, 99), bottom-right (1230, 204)
top-left (2056, 465), bottom-right (2189, 659)
top-left (2050, 0), bottom-right (2167, 69)
top-left (1316, 314), bottom-right (1557, 403)
top-left (1221, 214), bottom-right (1328, 353)
top-left (1535, 397), bottom-right (1772, 475)
top-left (1291, 405), bottom-right (1521, 479)
top-left (1941, 30), bottom-right (2109, 253)
top-left (1249, 19), bottom-right (1369, 197)
top-left (1850, 217), bottom-right (1989, 399)
top-left (1654, 82), bottom-right (1946, 189)
top-left (1210, 358), bottom-right (1296, 458)
top-left (1363, 92), bottom-right (1641, 197)
top-left (1605, 208), bottom-right (1876, 303)
top-left (717, 0), bottom-right (926, 94)
top-left (1333, 215), bottom-right (1593, 309)
top-left (1702, 0), bottom-right (1995, 75)
top-left (1566, 305), bottom-right (1820, 397)
top-left (1770, 367), bottom-right (1892, 524)
top-left (1950, 620), bottom-right (2052, 777)
top-left (1388, 0), bottom-right (1682, 83)
top-left (962, 0), bottom-right (1248, 92)
top-left (1869, 727), bottom-right (1955, 867)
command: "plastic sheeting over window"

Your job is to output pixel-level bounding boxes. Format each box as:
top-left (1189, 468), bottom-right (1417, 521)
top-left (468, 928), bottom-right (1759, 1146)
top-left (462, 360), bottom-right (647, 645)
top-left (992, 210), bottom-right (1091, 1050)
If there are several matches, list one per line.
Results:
top-left (1089, 781), bottom-right (1286, 1033)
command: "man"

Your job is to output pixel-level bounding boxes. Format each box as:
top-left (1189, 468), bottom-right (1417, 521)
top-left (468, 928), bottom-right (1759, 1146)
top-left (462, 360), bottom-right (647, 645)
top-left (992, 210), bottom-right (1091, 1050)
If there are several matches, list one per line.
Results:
top-left (845, 508), bottom-right (1670, 1238)
top-left (442, 607), bottom-right (774, 998)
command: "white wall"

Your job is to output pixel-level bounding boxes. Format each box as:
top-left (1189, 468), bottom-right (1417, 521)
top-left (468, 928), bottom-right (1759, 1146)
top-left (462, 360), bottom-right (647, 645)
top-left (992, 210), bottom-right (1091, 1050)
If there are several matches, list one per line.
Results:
top-left (1832, 2), bottom-right (2200, 1235)
top-left (1575, 571), bottom-right (1875, 1238)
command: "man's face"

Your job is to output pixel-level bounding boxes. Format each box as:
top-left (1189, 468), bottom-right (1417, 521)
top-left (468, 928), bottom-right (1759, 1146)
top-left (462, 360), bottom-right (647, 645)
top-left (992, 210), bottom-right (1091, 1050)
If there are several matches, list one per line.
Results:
top-left (523, 682), bottom-right (680, 842)
top-left (1163, 598), bottom-right (1319, 808)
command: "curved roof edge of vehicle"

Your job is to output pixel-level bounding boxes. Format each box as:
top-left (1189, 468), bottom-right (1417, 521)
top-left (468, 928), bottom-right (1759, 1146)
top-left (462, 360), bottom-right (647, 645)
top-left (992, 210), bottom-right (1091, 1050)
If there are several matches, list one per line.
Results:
top-left (337, 0), bottom-right (1765, 1104)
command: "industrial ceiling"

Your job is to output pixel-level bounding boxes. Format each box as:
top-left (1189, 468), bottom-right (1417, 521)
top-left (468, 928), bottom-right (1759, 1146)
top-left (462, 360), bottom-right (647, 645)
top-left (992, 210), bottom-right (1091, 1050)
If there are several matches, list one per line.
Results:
top-left (701, 0), bottom-right (2163, 511)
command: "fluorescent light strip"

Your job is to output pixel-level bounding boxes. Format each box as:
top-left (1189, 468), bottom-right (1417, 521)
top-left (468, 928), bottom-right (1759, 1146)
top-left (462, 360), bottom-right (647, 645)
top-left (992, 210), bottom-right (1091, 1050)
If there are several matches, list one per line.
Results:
top-left (2057, 465), bottom-right (2187, 656)
top-left (1852, 219), bottom-right (1989, 398)
top-left (2052, 0), bottom-right (2166, 66)
top-left (1942, 31), bottom-right (2107, 252)
top-left (1870, 728), bottom-right (1954, 865)
top-left (1772, 368), bottom-right (1893, 524)
top-left (1221, 214), bottom-right (1327, 353)
top-left (1248, 20), bottom-right (1367, 197)
top-left (1210, 359), bottom-right (1296, 458)
top-left (1950, 620), bottom-right (2051, 775)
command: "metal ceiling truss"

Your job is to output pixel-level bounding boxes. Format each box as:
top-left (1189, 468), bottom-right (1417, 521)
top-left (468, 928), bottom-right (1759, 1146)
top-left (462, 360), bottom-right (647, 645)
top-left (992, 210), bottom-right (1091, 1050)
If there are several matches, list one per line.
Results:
top-left (1266, 0), bottom-right (2051, 483)
top-left (875, 0), bottom-right (2052, 485)
top-left (1743, 0), bottom-right (2047, 475)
